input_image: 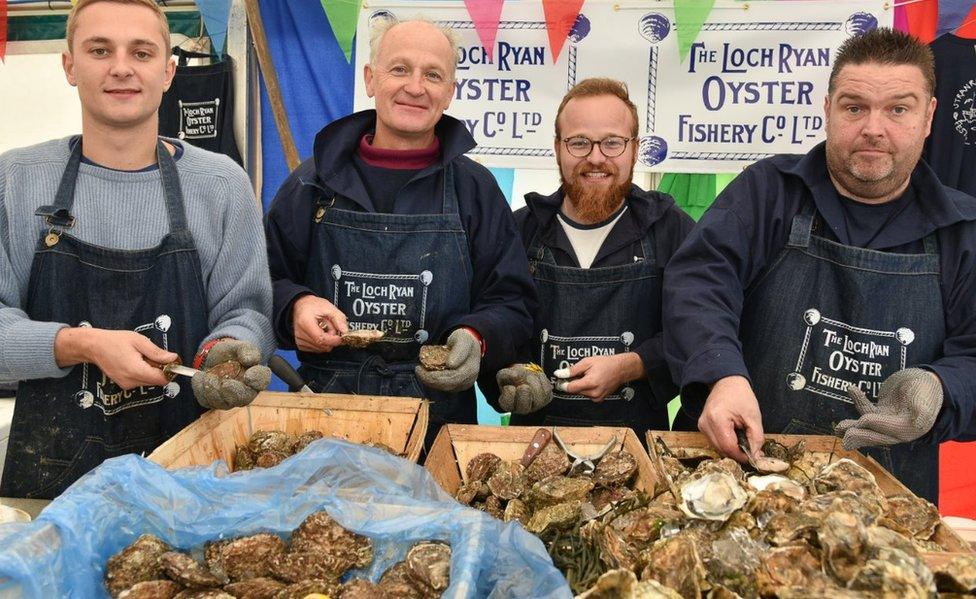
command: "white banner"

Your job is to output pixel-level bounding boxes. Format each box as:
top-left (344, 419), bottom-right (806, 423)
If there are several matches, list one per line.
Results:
top-left (354, 1), bottom-right (892, 173)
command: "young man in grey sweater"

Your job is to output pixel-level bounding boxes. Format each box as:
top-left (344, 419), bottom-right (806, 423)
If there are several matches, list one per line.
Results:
top-left (0, 0), bottom-right (274, 498)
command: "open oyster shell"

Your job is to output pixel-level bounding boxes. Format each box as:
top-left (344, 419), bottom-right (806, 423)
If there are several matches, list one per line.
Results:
top-left (678, 472), bottom-right (748, 522)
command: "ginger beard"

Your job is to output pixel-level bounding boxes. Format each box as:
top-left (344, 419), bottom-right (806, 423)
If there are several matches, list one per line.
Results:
top-left (561, 160), bottom-right (631, 223)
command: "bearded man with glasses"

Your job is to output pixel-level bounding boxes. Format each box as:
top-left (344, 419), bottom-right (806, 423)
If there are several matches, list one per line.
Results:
top-left (484, 78), bottom-right (694, 437)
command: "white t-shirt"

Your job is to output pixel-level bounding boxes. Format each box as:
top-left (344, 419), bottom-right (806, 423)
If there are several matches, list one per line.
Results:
top-left (556, 206), bottom-right (628, 269)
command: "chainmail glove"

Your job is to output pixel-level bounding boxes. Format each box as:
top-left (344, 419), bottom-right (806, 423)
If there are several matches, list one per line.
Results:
top-left (415, 329), bottom-right (481, 393)
top-left (834, 368), bottom-right (942, 450)
top-left (192, 340), bottom-right (272, 410)
top-left (496, 363), bottom-right (553, 414)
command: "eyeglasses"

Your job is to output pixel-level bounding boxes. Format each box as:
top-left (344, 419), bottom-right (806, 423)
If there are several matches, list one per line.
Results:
top-left (560, 135), bottom-right (635, 158)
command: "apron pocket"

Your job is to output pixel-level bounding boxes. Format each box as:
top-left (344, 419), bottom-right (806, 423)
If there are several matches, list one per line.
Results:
top-left (34, 440), bottom-right (98, 498)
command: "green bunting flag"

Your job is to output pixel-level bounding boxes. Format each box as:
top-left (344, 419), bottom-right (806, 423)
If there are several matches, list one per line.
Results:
top-left (320, 0), bottom-right (363, 63)
top-left (674, 0), bottom-right (715, 64)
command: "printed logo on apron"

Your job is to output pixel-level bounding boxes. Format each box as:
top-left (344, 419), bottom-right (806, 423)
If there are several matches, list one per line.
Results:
top-left (787, 308), bottom-right (913, 403)
top-left (74, 314), bottom-right (180, 415)
top-left (540, 328), bottom-right (636, 401)
top-left (331, 265), bottom-right (433, 344)
top-left (178, 98), bottom-right (220, 140)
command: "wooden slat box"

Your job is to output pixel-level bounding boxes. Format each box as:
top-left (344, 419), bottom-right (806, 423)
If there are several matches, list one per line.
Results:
top-left (424, 424), bottom-right (655, 496)
top-left (646, 430), bottom-right (971, 555)
top-left (149, 391), bottom-right (429, 468)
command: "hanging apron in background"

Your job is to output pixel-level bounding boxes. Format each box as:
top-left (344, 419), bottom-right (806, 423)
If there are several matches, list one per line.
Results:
top-left (298, 165), bottom-right (475, 448)
top-left (739, 201), bottom-right (945, 503)
top-left (0, 138), bottom-right (209, 499)
top-left (511, 230), bottom-right (670, 439)
top-left (159, 48), bottom-right (242, 166)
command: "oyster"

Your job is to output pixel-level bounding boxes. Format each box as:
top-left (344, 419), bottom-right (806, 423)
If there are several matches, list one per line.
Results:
top-left (205, 533), bottom-right (285, 582)
top-left (454, 481), bottom-right (479, 505)
top-left (268, 551), bottom-right (358, 583)
top-left (526, 500), bottom-right (582, 534)
top-left (848, 548), bottom-right (936, 596)
top-left (817, 510), bottom-right (867, 583)
top-left (503, 498), bottom-right (531, 526)
top-left (254, 451), bottom-right (288, 469)
top-left (800, 490), bottom-right (884, 526)
top-left (524, 441), bottom-right (571, 483)
top-left (465, 453), bottom-right (502, 484)
top-left (639, 535), bottom-right (708, 599)
top-left (105, 534), bottom-right (172, 598)
top-left (272, 579), bottom-right (342, 599)
top-left (117, 580), bottom-right (181, 599)
top-left (590, 486), bottom-right (635, 511)
top-left (678, 472), bottom-right (748, 522)
top-left (418, 345), bottom-right (450, 371)
top-left (813, 459), bottom-right (881, 497)
top-left (755, 544), bottom-right (831, 597)
top-left (575, 568), bottom-right (682, 599)
top-left (705, 527), bottom-right (763, 598)
top-left (289, 430), bottom-right (324, 454)
top-left (247, 430), bottom-right (292, 455)
top-left (746, 474), bottom-right (805, 500)
top-left (934, 554), bottom-right (976, 593)
top-left (592, 451), bottom-right (638, 488)
top-left (341, 329), bottom-right (385, 348)
top-left (764, 511), bottom-right (820, 546)
top-left (487, 461), bottom-right (526, 500)
top-left (172, 591), bottom-right (234, 599)
top-left (223, 577), bottom-right (286, 599)
top-left (483, 495), bottom-right (505, 520)
top-left (378, 561), bottom-right (426, 598)
top-left (339, 579), bottom-right (386, 598)
top-left (746, 489), bottom-right (801, 523)
top-left (610, 505), bottom-right (682, 546)
top-left (692, 458), bottom-right (746, 482)
top-left (528, 476), bottom-right (595, 507)
top-left (290, 511), bottom-right (373, 570)
top-left (160, 552), bottom-right (225, 588)
top-left (234, 446), bottom-right (256, 471)
top-left (405, 542), bottom-right (452, 594)
top-left (879, 494), bottom-right (940, 540)
top-left (598, 525), bottom-right (641, 572)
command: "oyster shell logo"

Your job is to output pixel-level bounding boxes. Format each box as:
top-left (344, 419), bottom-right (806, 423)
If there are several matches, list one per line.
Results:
top-left (952, 80), bottom-right (976, 145)
top-left (638, 136), bottom-right (668, 167)
top-left (638, 13), bottom-right (671, 44)
top-left (368, 10), bottom-right (397, 28)
top-left (844, 12), bottom-right (878, 36)
top-left (568, 14), bottom-right (591, 44)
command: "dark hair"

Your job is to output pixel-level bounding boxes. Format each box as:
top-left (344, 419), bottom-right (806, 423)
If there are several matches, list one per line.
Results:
top-left (829, 28), bottom-right (935, 96)
top-left (555, 78), bottom-right (639, 138)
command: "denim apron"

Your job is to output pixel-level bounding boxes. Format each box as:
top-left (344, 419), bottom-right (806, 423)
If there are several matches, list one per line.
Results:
top-left (299, 165), bottom-right (475, 447)
top-left (740, 201), bottom-right (944, 502)
top-left (511, 229), bottom-right (669, 437)
top-left (0, 139), bottom-right (209, 499)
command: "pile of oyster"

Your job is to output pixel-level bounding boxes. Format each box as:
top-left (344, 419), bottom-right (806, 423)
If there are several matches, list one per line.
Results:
top-left (568, 436), bottom-right (976, 598)
top-left (104, 510), bottom-right (451, 599)
top-left (233, 430), bottom-right (401, 472)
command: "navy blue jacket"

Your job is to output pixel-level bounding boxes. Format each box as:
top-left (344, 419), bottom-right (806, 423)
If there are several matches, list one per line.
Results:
top-left (265, 110), bottom-right (536, 375)
top-left (663, 143), bottom-right (976, 442)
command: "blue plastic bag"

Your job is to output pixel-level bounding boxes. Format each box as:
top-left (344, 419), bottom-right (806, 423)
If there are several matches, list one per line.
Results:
top-left (0, 439), bottom-right (572, 598)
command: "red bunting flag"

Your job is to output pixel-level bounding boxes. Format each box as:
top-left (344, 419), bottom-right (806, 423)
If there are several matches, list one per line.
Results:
top-left (1, 0), bottom-right (8, 63)
top-left (542, 0), bottom-right (585, 63)
top-left (464, 0), bottom-right (505, 63)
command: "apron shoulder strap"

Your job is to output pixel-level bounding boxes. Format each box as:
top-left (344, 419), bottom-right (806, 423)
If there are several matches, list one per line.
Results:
top-left (638, 225), bottom-right (657, 266)
top-left (787, 200), bottom-right (817, 249)
top-left (155, 139), bottom-right (191, 233)
top-left (922, 231), bottom-right (938, 254)
top-left (441, 162), bottom-right (459, 214)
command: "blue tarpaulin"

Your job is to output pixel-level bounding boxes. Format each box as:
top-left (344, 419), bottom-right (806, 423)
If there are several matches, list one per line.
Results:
top-left (0, 439), bottom-right (571, 598)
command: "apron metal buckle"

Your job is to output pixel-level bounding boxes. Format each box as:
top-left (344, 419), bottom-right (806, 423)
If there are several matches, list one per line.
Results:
top-left (314, 196), bottom-right (336, 223)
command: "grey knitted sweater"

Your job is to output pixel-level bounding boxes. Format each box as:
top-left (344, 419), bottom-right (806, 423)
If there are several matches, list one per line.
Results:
top-left (0, 137), bottom-right (275, 381)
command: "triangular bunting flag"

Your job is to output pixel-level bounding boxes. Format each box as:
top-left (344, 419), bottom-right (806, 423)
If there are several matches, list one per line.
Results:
top-left (464, 0), bottom-right (505, 62)
top-left (542, 0), bottom-right (585, 63)
top-left (196, 0), bottom-right (232, 55)
top-left (320, 0), bottom-right (363, 63)
top-left (937, 0), bottom-right (973, 36)
top-left (675, 0), bottom-right (715, 64)
top-left (0, 0), bottom-right (7, 63)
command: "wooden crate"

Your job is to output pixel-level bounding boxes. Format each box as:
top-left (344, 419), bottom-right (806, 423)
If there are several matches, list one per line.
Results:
top-left (148, 391), bottom-right (428, 468)
top-left (424, 424), bottom-right (656, 496)
top-left (646, 430), bottom-right (971, 554)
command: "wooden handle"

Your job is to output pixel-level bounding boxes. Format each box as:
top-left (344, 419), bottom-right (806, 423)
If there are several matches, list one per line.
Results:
top-left (143, 356), bottom-right (181, 381)
top-left (519, 428), bottom-right (552, 467)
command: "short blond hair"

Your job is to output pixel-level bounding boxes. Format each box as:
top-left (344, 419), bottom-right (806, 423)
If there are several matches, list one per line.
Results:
top-left (368, 16), bottom-right (458, 78)
top-left (66, 0), bottom-right (170, 53)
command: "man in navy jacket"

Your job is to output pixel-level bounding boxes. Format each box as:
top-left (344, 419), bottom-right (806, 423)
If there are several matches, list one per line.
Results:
top-left (663, 28), bottom-right (976, 503)
top-left (264, 18), bottom-right (535, 445)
